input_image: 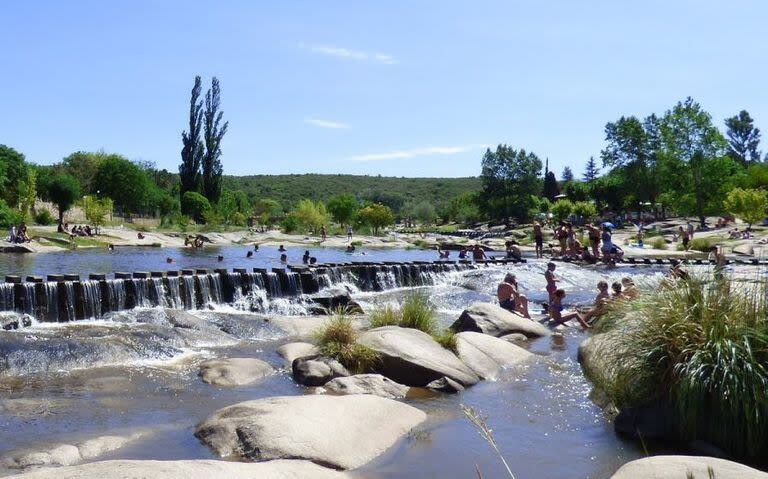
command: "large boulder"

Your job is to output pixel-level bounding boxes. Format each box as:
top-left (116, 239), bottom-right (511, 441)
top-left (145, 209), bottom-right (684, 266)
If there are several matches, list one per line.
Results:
top-left (292, 356), bottom-right (349, 386)
top-left (1, 433), bottom-right (142, 470)
top-left (195, 395), bottom-right (426, 470)
top-left (733, 243), bottom-right (754, 256)
top-left (269, 316), bottom-right (363, 339)
top-left (276, 342), bottom-right (319, 364)
top-left (454, 332), bottom-right (533, 380)
top-left (358, 326), bottom-right (479, 387)
top-left (324, 374), bottom-right (409, 399)
top-left (310, 289), bottom-right (364, 314)
top-left (451, 302), bottom-right (550, 338)
top-left (11, 459), bottom-right (348, 479)
top-left (199, 358), bottom-right (274, 387)
top-left (610, 456), bottom-right (768, 479)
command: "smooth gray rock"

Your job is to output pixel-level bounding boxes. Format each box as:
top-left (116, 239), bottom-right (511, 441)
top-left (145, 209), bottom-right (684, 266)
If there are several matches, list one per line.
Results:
top-left (292, 356), bottom-right (349, 386)
top-left (269, 316), bottom-right (363, 339)
top-left (0, 312), bottom-right (33, 330)
top-left (451, 302), bottom-right (550, 338)
top-left (359, 326), bottom-right (480, 387)
top-left (195, 394), bottom-right (426, 470)
top-left (499, 333), bottom-right (528, 343)
top-left (199, 358), bottom-right (274, 387)
top-left (455, 332), bottom-right (533, 380)
top-left (426, 376), bottom-right (464, 393)
top-left (1, 433), bottom-right (142, 470)
top-left (610, 456), bottom-right (768, 479)
top-left (276, 342), bottom-right (320, 364)
top-left (324, 374), bottom-right (409, 399)
top-left (11, 459), bottom-right (349, 479)
top-left (733, 243), bottom-right (754, 256)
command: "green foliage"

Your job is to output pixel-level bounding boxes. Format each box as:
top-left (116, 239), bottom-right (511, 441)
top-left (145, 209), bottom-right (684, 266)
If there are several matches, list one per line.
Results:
top-left (179, 75), bottom-right (204, 197)
top-left (253, 198), bottom-right (282, 226)
top-left (725, 110), bottom-right (762, 164)
top-left (292, 199), bottom-right (329, 234)
top-left (543, 170), bottom-right (559, 201)
top-left (327, 193), bottom-right (359, 227)
top-left (93, 155), bottom-right (157, 215)
top-left (433, 330), bottom-right (458, 353)
top-left (480, 145), bottom-right (543, 221)
top-left (42, 173), bottom-right (81, 223)
top-left (413, 201), bottom-right (437, 225)
top-left (201, 77), bottom-right (228, 204)
top-left (550, 199), bottom-right (574, 222)
top-left (0, 199), bottom-right (23, 228)
top-left (399, 290), bottom-right (437, 334)
top-left (650, 236), bottom-right (667, 250)
top-left (583, 156), bottom-right (600, 182)
top-left (174, 214), bottom-right (190, 232)
top-left (217, 188), bottom-right (251, 225)
top-left (688, 237), bottom-right (714, 252)
top-left (280, 214), bottom-right (299, 233)
top-left (571, 200), bottom-right (597, 220)
top-left (181, 191), bottom-right (211, 223)
top-left (369, 304), bottom-right (402, 328)
top-left (358, 203), bottom-right (394, 235)
top-left (79, 195), bottom-right (113, 229)
top-left (724, 187), bottom-right (768, 227)
top-left (315, 313), bottom-right (379, 374)
top-left (0, 145), bottom-right (35, 212)
top-left (591, 278), bottom-right (768, 459)
top-left (34, 208), bottom-right (55, 226)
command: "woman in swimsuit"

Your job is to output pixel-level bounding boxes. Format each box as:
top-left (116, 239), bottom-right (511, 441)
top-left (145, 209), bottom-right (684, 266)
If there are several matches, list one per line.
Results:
top-left (544, 262), bottom-right (559, 304)
top-left (549, 289), bottom-right (590, 329)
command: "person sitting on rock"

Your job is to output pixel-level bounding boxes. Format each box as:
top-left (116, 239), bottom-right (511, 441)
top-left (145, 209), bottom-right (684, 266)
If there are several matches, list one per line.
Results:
top-left (497, 273), bottom-right (530, 318)
top-left (137, 232), bottom-right (145, 240)
top-left (582, 280), bottom-right (611, 323)
top-left (549, 288), bottom-right (590, 329)
top-left (505, 240), bottom-right (521, 260)
top-left (621, 277), bottom-right (640, 299)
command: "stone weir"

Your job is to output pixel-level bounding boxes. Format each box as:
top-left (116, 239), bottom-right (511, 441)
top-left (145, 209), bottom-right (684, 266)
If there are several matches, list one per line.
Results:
top-left (0, 259), bottom-right (524, 323)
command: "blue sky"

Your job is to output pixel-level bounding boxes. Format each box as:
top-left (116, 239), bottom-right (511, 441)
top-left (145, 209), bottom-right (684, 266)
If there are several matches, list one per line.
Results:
top-left (2, 1), bottom-right (766, 178)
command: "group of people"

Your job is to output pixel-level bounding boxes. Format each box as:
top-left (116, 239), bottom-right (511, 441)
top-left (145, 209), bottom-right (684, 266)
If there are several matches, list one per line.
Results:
top-left (7, 222), bottom-right (30, 243)
top-left (59, 222), bottom-right (96, 237)
top-left (548, 221), bottom-right (625, 264)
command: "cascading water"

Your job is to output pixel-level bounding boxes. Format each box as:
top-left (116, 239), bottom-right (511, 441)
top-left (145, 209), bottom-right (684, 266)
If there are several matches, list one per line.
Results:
top-left (108, 280), bottom-right (127, 312)
top-left (44, 282), bottom-right (59, 322)
top-left (61, 281), bottom-right (76, 321)
top-left (285, 272), bottom-right (302, 296)
top-left (149, 278), bottom-right (168, 308)
top-left (208, 274), bottom-right (223, 304)
top-left (165, 276), bottom-right (183, 309)
top-left (80, 280), bottom-right (102, 319)
top-left (265, 273), bottom-right (282, 297)
top-left (180, 276), bottom-right (195, 309)
top-left (0, 283), bottom-right (14, 312)
top-left (21, 283), bottom-right (36, 315)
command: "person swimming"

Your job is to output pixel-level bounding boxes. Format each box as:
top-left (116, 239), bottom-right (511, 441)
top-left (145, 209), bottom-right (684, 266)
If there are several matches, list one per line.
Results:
top-left (278, 245), bottom-right (286, 252)
top-left (166, 257), bottom-right (173, 263)
top-left (302, 250), bottom-right (311, 264)
top-left (217, 255), bottom-right (224, 262)
top-left (246, 250), bottom-right (253, 258)
top-left (280, 253), bottom-right (287, 262)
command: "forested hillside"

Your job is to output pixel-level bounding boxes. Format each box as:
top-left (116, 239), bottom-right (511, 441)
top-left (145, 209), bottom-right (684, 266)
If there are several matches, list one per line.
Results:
top-left (223, 174), bottom-right (480, 208)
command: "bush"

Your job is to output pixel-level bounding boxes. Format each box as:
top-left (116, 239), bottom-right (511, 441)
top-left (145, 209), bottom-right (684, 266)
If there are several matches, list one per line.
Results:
top-left (591, 278), bottom-right (768, 459)
top-left (315, 312), bottom-right (379, 374)
top-left (689, 237), bottom-right (713, 252)
top-left (281, 215), bottom-right (299, 233)
top-left (432, 330), bottom-right (458, 353)
top-left (369, 304), bottom-right (401, 328)
top-left (181, 191), bottom-right (211, 223)
top-left (650, 237), bottom-right (667, 250)
top-left (400, 290), bottom-right (437, 334)
top-left (34, 208), bottom-right (55, 226)
top-left (0, 200), bottom-right (22, 228)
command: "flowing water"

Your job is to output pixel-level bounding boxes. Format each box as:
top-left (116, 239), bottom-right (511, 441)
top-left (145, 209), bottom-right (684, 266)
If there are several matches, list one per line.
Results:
top-left (0, 248), bottom-right (724, 478)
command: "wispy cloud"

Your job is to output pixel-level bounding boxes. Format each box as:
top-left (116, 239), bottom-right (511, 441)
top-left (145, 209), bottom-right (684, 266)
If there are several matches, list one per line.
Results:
top-left (351, 145), bottom-right (481, 162)
top-left (305, 44), bottom-right (396, 65)
top-left (305, 118), bottom-right (349, 129)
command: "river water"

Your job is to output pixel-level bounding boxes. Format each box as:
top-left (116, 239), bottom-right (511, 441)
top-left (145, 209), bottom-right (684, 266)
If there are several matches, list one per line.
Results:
top-left (0, 247), bottom-right (684, 478)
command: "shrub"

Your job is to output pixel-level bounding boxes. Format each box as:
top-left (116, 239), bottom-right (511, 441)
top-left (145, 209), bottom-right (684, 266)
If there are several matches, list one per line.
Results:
top-left (315, 312), bottom-right (379, 373)
top-left (433, 330), bottom-right (458, 353)
top-left (688, 237), bottom-right (713, 252)
top-left (281, 215), bottom-right (299, 233)
top-left (369, 304), bottom-right (401, 328)
top-left (590, 278), bottom-right (768, 459)
top-left (650, 236), bottom-right (667, 250)
top-left (400, 290), bottom-right (437, 334)
top-left (181, 191), bottom-right (210, 223)
top-left (34, 208), bottom-right (55, 226)
top-left (0, 200), bottom-right (23, 228)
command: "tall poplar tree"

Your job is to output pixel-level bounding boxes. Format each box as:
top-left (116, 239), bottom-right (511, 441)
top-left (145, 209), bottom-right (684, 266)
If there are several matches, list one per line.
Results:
top-left (202, 77), bottom-right (229, 204)
top-left (179, 76), bottom-right (204, 197)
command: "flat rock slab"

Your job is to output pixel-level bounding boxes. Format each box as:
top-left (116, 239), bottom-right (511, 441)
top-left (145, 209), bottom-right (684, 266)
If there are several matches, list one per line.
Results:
top-left (269, 316), bottom-right (364, 339)
top-left (12, 459), bottom-right (348, 479)
top-left (359, 326), bottom-right (480, 387)
top-left (455, 332), bottom-right (533, 380)
top-left (451, 302), bottom-right (550, 338)
top-left (276, 342), bottom-right (320, 364)
top-left (611, 455), bottom-right (768, 479)
top-left (324, 374), bottom-right (409, 399)
top-left (195, 394), bottom-right (425, 470)
top-left (1, 433), bottom-right (142, 470)
top-left (199, 358), bottom-right (274, 387)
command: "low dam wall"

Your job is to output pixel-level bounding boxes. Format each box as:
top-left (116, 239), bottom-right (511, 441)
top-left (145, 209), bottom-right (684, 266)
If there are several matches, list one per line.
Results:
top-left (0, 259), bottom-right (524, 323)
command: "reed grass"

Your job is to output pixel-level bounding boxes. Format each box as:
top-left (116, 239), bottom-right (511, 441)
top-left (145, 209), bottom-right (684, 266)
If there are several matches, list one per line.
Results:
top-left (315, 312), bottom-right (380, 373)
top-left (591, 275), bottom-right (768, 459)
top-left (650, 236), bottom-right (667, 250)
top-left (399, 290), bottom-right (437, 334)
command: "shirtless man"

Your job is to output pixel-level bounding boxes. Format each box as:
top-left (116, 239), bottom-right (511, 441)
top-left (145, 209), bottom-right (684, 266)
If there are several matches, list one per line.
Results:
top-left (544, 262), bottom-right (559, 305)
top-left (505, 240), bottom-right (521, 260)
top-left (497, 273), bottom-right (530, 318)
top-left (472, 244), bottom-right (487, 261)
top-left (709, 245), bottom-right (727, 281)
top-left (586, 223), bottom-right (601, 259)
top-left (533, 222), bottom-right (544, 258)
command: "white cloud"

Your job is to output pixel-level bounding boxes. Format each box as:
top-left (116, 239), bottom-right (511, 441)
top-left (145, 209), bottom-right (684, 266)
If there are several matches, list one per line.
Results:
top-left (351, 145), bottom-right (479, 162)
top-left (305, 44), bottom-right (396, 64)
top-left (305, 118), bottom-right (349, 129)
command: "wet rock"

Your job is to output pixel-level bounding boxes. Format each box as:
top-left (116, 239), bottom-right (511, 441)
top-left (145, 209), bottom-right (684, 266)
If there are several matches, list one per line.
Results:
top-left (451, 302), bottom-right (550, 338)
top-left (195, 395), bottom-right (426, 470)
top-left (324, 374), bottom-right (409, 399)
top-left (310, 290), bottom-right (364, 314)
top-left (454, 332), bottom-right (533, 380)
top-left (276, 342), bottom-right (319, 364)
top-left (11, 459), bottom-right (348, 479)
top-left (1, 433), bottom-right (142, 470)
top-left (733, 243), bottom-right (754, 256)
top-left (499, 333), bottom-right (528, 343)
top-left (359, 326), bottom-right (479, 387)
top-left (199, 358), bottom-right (274, 387)
top-left (426, 376), bottom-right (464, 393)
top-left (77, 435), bottom-right (138, 460)
top-left (0, 312), bottom-right (33, 330)
top-left (614, 402), bottom-right (678, 440)
top-left (292, 355), bottom-right (349, 386)
top-left (610, 456), bottom-right (768, 479)
top-left (269, 315), bottom-right (364, 339)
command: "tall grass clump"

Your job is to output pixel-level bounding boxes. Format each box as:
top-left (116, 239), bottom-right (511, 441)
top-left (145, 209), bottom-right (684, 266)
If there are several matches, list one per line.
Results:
top-left (650, 236), bottom-right (667, 250)
top-left (369, 304), bottom-right (401, 328)
top-left (591, 276), bottom-right (768, 459)
top-left (315, 311), bottom-right (379, 373)
top-left (399, 290), bottom-right (437, 334)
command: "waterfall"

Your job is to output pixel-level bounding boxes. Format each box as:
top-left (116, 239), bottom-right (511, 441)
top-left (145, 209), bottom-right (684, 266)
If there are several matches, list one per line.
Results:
top-left (181, 276), bottom-right (195, 309)
top-left (61, 281), bottom-right (76, 321)
top-left (285, 272), bottom-right (302, 296)
top-left (165, 276), bottom-right (183, 309)
top-left (107, 280), bottom-right (127, 312)
top-left (20, 283), bottom-right (36, 315)
top-left (149, 278), bottom-right (168, 308)
top-left (80, 280), bottom-right (102, 319)
top-left (265, 272), bottom-right (282, 297)
top-left (0, 283), bottom-right (14, 312)
top-left (44, 282), bottom-right (59, 322)
top-left (208, 274), bottom-right (223, 304)
top-left (131, 279), bottom-right (150, 307)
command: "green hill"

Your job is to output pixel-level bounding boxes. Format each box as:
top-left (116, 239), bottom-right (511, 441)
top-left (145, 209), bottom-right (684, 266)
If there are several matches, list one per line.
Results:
top-left (223, 174), bottom-right (480, 211)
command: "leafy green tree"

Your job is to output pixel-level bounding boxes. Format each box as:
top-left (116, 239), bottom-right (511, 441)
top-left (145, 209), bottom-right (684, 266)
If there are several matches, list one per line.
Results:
top-left (562, 180), bottom-right (590, 202)
top-left (561, 166), bottom-right (574, 182)
top-left (413, 201), bottom-right (436, 225)
top-left (0, 200), bottom-right (22, 228)
top-left (0, 145), bottom-right (33, 211)
top-left (44, 173), bottom-right (81, 225)
top-left (479, 145), bottom-right (543, 221)
top-left (181, 191), bottom-right (211, 223)
top-left (550, 199), bottom-right (574, 222)
top-left (725, 110), bottom-right (761, 165)
top-left (202, 77), bottom-right (229, 204)
top-left (180, 76), bottom-right (204, 197)
top-left (583, 156), bottom-right (600, 182)
top-left (732, 163), bottom-right (768, 190)
top-left (327, 193), bottom-right (359, 227)
top-left (291, 199), bottom-right (329, 233)
top-left (590, 172), bottom-right (625, 213)
top-left (156, 191), bottom-right (180, 226)
top-left (254, 198), bottom-right (282, 226)
top-left (93, 155), bottom-right (156, 216)
top-left (724, 188), bottom-right (768, 228)
top-left (571, 200), bottom-right (598, 221)
top-left (542, 171), bottom-right (559, 201)
top-left (61, 151), bottom-right (105, 193)
top-left (659, 97), bottom-right (732, 227)
top-left (360, 189), bottom-right (406, 214)
top-left (358, 203), bottom-right (394, 235)
top-left (80, 195), bottom-right (113, 231)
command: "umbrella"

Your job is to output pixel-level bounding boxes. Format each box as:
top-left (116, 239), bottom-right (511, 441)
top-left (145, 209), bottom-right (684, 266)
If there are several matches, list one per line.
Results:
top-left (602, 221), bottom-right (615, 229)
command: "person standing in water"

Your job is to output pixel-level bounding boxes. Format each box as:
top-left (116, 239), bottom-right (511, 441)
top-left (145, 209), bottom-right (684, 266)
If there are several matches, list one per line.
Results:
top-left (533, 222), bottom-right (544, 258)
top-left (347, 226), bottom-right (353, 241)
top-left (544, 262), bottom-right (559, 305)
top-left (709, 244), bottom-right (727, 281)
top-left (320, 225), bottom-right (327, 241)
top-left (472, 244), bottom-right (487, 261)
